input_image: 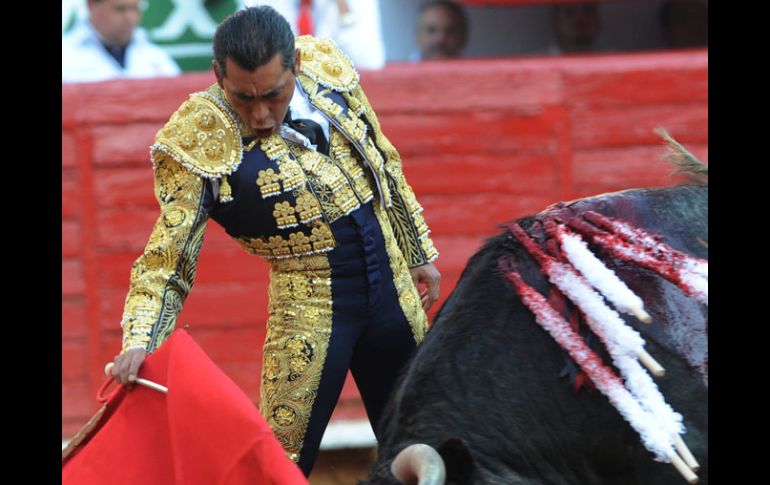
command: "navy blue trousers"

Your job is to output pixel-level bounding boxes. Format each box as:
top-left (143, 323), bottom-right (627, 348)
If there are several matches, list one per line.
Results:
top-left (296, 203), bottom-right (419, 475)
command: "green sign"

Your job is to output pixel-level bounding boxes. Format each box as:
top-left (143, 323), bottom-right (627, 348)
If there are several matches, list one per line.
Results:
top-left (62, 0), bottom-right (242, 72)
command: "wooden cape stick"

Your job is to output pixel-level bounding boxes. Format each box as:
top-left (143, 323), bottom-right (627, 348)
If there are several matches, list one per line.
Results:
top-left (104, 363), bottom-right (168, 394)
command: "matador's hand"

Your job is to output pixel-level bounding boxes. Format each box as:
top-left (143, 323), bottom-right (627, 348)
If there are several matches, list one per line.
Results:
top-left (409, 263), bottom-right (441, 312)
top-left (110, 348), bottom-right (148, 388)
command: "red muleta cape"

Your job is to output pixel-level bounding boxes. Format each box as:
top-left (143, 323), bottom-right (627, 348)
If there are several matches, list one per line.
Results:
top-left (62, 330), bottom-right (308, 485)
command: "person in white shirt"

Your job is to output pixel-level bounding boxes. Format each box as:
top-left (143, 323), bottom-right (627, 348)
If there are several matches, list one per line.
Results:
top-left (62, 0), bottom-right (181, 83)
top-left (412, 0), bottom-right (468, 62)
top-left (245, 0), bottom-right (385, 70)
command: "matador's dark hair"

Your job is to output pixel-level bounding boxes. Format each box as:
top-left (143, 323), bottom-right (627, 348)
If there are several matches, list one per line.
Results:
top-left (213, 6), bottom-right (295, 76)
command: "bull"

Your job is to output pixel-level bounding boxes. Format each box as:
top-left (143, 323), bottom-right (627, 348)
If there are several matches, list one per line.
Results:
top-left (360, 146), bottom-right (708, 485)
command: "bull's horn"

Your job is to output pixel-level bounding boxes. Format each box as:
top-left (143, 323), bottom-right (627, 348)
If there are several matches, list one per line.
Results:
top-left (390, 443), bottom-right (446, 485)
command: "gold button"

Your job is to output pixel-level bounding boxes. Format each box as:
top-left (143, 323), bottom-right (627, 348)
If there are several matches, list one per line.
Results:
top-left (195, 110), bottom-right (216, 130)
top-left (322, 61), bottom-right (342, 78)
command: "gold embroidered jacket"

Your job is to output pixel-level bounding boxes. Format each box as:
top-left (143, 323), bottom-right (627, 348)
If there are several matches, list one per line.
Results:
top-left (120, 36), bottom-right (438, 353)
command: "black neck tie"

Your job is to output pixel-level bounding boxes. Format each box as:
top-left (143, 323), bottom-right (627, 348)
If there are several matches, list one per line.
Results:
top-left (101, 42), bottom-right (127, 68)
top-left (283, 111), bottom-right (329, 156)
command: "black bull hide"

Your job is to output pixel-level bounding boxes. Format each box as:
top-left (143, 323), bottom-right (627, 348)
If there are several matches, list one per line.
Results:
top-left (363, 184), bottom-right (708, 485)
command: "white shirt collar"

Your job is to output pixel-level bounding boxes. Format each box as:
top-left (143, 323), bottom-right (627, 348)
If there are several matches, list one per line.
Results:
top-left (279, 79), bottom-right (331, 149)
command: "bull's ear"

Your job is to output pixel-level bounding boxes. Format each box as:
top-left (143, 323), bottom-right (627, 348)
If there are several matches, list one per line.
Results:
top-left (437, 438), bottom-right (474, 483)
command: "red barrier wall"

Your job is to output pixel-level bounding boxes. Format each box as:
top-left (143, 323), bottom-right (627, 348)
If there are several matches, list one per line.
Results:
top-left (62, 50), bottom-right (707, 438)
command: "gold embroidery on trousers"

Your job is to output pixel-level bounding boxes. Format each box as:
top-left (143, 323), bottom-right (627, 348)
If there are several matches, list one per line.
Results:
top-left (260, 258), bottom-right (333, 462)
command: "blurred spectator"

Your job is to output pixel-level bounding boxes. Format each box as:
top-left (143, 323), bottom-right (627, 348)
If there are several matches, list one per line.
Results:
top-left (659, 0), bottom-right (708, 49)
top-left (62, 0), bottom-right (181, 83)
top-left (245, 0), bottom-right (386, 69)
top-left (550, 2), bottom-right (601, 54)
top-left (412, 0), bottom-right (468, 61)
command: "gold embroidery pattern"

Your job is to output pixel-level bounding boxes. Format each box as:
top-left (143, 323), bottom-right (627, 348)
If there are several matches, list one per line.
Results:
top-left (296, 35), bottom-right (360, 92)
top-left (121, 154), bottom-right (209, 352)
top-left (332, 186), bottom-right (359, 214)
top-left (344, 86), bottom-right (401, 163)
top-left (306, 182), bottom-right (344, 222)
top-left (412, 211), bottom-right (429, 237)
top-left (331, 130), bottom-right (375, 204)
top-left (344, 92), bottom-right (366, 117)
top-left (412, 211), bottom-right (438, 261)
top-left (257, 135), bottom-right (330, 231)
top-left (289, 232), bottom-right (312, 254)
top-left (297, 150), bottom-right (347, 193)
top-left (343, 85), bottom-right (439, 265)
top-left (330, 129), bottom-right (354, 163)
top-left (260, 258), bottom-right (333, 461)
top-left (421, 235), bottom-right (439, 262)
top-left (385, 174), bottom-right (438, 264)
top-left (202, 84), bottom-right (259, 139)
top-left (235, 132), bottom-right (354, 259)
top-left (270, 254), bottom-right (331, 273)
top-left (299, 77), bottom-right (369, 149)
top-left (298, 75), bottom-right (392, 211)
top-left (259, 136), bottom-right (306, 195)
top-left (273, 201), bottom-right (299, 229)
top-left (288, 140), bottom-right (376, 222)
top-left (309, 224), bottom-right (336, 253)
top-left (257, 168), bottom-right (281, 198)
top-left (296, 72), bottom-right (437, 265)
top-left (295, 192), bottom-right (323, 224)
top-left (354, 170), bottom-right (377, 205)
top-left (340, 112), bottom-right (369, 146)
top-left (152, 93), bottom-right (242, 180)
top-left (235, 220), bottom-right (336, 259)
top-left (360, 136), bottom-right (385, 172)
top-left (360, 137), bottom-right (392, 203)
top-left (299, 75), bottom-right (344, 117)
top-left (371, 203), bottom-right (428, 344)
top-left (384, 185), bottom-right (430, 269)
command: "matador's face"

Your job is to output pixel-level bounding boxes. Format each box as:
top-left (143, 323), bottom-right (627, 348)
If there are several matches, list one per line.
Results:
top-left (214, 51), bottom-right (301, 140)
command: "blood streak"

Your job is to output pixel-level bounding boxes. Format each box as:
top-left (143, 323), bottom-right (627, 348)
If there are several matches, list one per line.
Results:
top-left (567, 216), bottom-right (707, 305)
top-left (501, 263), bottom-right (621, 390)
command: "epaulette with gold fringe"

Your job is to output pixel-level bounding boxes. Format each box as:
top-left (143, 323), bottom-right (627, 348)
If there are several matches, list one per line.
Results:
top-left (296, 35), bottom-right (359, 93)
top-left (151, 87), bottom-right (243, 203)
